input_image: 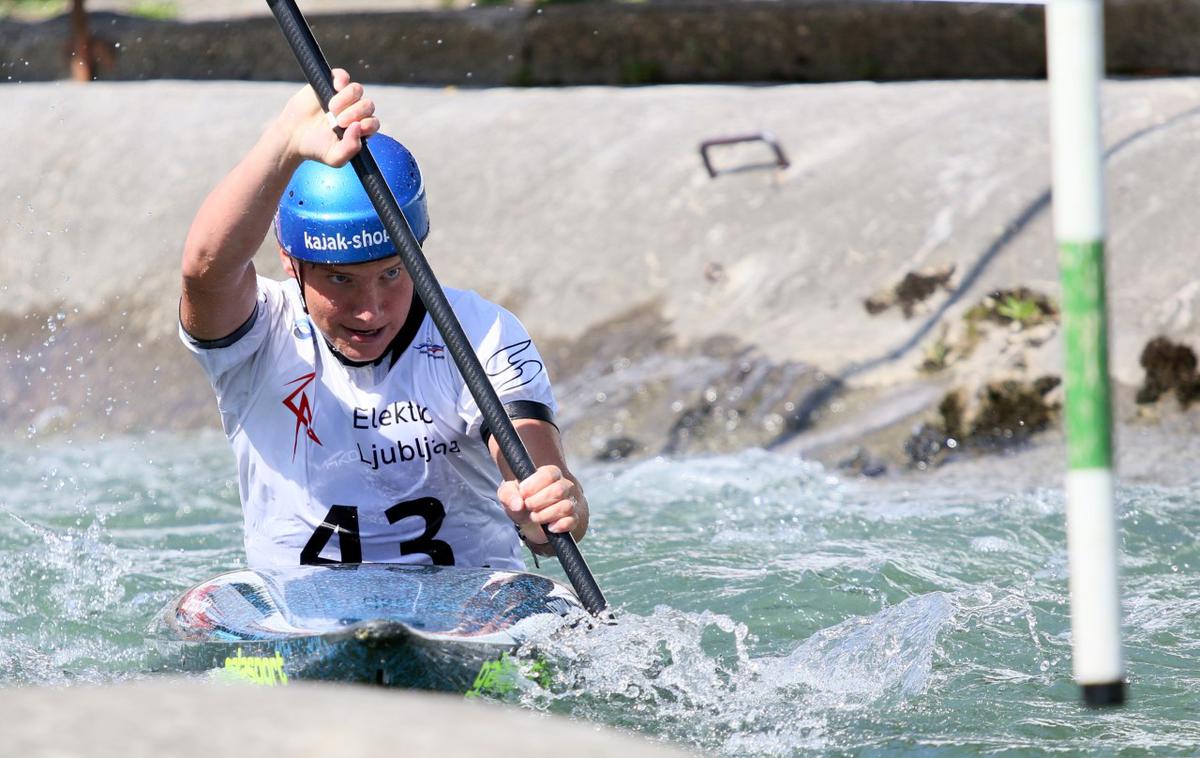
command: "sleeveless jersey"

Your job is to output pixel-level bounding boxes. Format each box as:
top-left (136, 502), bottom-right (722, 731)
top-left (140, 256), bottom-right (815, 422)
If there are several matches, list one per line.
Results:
top-left (180, 276), bottom-right (556, 570)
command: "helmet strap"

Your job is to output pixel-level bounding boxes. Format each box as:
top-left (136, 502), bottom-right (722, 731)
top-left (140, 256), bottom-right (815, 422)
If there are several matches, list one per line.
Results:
top-left (291, 256), bottom-right (311, 315)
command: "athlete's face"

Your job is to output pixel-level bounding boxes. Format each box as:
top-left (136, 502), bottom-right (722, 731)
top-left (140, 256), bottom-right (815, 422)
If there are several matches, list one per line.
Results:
top-left (281, 251), bottom-right (414, 362)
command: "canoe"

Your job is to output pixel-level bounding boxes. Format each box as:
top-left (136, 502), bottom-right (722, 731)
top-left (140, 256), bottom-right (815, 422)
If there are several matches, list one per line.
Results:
top-left (148, 563), bottom-right (588, 693)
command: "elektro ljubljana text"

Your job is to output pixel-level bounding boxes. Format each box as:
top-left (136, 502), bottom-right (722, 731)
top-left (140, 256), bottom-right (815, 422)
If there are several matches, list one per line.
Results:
top-left (353, 400), bottom-right (462, 470)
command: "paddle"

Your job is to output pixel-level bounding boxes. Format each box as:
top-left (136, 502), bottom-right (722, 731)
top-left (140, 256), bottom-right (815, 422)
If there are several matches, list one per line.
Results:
top-left (265, 0), bottom-right (608, 617)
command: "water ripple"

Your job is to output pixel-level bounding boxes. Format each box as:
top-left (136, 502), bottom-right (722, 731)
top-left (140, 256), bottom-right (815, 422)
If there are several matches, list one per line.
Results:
top-left (0, 439), bottom-right (1197, 754)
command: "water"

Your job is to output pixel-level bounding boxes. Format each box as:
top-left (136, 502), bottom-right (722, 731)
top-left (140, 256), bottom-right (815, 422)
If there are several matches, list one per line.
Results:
top-left (0, 434), bottom-right (1197, 755)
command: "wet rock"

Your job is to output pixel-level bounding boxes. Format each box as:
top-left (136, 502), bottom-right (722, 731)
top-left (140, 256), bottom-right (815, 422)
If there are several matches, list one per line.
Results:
top-left (837, 446), bottom-right (888, 477)
top-left (904, 375), bottom-right (1059, 467)
top-left (595, 436), bottom-right (642, 462)
top-left (545, 302), bottom-right (830, 461)
top-left (938, 390), bottom-right (966, 441)
top-left (968, 377), bottom-right (1059, 447)
top-left (864, 264), bottom-right (956, 318)
top-left (657, 355), bottom-right (828, 457)
top-left (904, 421), bottom-right (956, 470)
top-left (1137, 336), bottom-right (1200, 406)
top-left (664, 400), bottom-right (715, 453)
top-left (894, 266), bottom-right (957, 318)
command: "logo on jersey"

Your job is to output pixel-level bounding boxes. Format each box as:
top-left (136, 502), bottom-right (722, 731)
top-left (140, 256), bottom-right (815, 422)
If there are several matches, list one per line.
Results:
top-left (293, 316), bottom-right (313, 339)
top-left (415, 341), bottom-right (446, 360)
top-left (484, 339), bottom-right (544, 391)
top-left (283, 372), bottom-right (322, 461)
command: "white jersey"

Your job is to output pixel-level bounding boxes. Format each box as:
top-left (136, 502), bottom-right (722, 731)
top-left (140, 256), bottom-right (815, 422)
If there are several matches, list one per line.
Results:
top-left (181, 276), bottom-right (557, 570)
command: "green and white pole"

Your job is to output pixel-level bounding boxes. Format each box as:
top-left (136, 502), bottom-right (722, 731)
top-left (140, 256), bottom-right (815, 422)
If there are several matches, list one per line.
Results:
top-left (1046, 0), bottom-right (1125, 707)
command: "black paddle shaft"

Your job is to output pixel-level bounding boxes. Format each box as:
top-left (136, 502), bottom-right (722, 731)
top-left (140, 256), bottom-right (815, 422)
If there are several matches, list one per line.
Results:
top-left (265, 0), bottom-right (607, 616)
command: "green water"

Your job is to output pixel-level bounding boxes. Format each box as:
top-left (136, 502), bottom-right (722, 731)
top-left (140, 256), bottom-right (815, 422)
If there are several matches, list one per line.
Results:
top-left (0, 433), bottom-right (1197, 755)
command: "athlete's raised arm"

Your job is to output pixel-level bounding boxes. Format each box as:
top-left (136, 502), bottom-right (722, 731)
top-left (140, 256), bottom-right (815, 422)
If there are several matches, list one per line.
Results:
top-left (493, 419), bottom-right (589, 558)
top-left (180, 69), bottom-right (379, 341)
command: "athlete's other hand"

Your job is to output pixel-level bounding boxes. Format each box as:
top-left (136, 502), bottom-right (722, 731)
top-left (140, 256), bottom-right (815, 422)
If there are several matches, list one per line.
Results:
top-left (497, 464), bottom-right (579, 550)
top-left (278, 68), bottom-right (380, 168)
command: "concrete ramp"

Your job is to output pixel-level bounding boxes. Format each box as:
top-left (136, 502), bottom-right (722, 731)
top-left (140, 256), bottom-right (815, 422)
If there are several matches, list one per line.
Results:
top-left (2, 80), bottom-right (1199, 457)
top-left (3, 677), bottom-right (695, 757)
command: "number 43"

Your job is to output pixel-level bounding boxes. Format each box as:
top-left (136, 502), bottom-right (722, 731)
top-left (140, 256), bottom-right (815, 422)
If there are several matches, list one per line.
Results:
top-left (300, 498), bottom-right (455, 566)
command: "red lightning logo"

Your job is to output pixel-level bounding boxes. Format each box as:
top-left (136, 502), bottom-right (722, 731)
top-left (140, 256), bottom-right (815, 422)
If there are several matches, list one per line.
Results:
top-left (283, 372), bottom-right (322, 461)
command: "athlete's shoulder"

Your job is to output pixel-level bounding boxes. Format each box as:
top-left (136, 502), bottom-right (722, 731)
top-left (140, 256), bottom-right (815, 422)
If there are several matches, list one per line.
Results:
top-left (260, 274), bottom-right (303, 304)
top-left (257, 276), bottom-right (312, 329)
top-left (443, 287), bottom-right (524, 326)
top-left (444, 287), bottom-right (498, 313)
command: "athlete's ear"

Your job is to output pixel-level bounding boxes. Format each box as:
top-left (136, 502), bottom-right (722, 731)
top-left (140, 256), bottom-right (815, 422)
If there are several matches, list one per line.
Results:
top-left (279, 248), bottom-right (297, 279)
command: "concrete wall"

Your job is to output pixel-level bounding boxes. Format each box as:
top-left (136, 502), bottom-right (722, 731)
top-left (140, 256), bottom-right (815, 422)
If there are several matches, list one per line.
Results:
top-left (4, 78), bottom-right (1200, 461)
top-left (1, 0), bottom-right (1198, 87)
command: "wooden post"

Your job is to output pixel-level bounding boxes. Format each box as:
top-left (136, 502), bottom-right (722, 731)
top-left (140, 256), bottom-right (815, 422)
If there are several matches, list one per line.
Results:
top-left (69, 0), bottom-right (93, 82)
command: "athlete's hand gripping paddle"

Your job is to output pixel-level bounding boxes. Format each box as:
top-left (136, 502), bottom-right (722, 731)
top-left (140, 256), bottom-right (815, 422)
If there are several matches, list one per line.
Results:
top-left (265, 0), bottom-right (609, 617)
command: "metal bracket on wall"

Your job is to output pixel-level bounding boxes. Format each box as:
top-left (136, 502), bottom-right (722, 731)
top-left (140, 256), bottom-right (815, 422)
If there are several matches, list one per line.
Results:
top-left (699, 132), bottom-right (790, 178)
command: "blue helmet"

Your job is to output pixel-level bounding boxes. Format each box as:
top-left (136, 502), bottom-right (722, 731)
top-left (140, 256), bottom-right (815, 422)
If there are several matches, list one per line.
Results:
top-left (274, 133), bottom-right (429, 264)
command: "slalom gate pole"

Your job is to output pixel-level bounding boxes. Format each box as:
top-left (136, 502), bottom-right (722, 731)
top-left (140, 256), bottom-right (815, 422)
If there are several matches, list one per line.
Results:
top-left (1045, 0), bottom-right (1125, 707)
top-left (265, 0), bottom-right (609, 616)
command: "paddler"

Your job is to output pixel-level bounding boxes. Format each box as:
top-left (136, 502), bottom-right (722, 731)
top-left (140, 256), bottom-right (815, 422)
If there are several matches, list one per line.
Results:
top-left (179, 70), bottom-right (586, 569)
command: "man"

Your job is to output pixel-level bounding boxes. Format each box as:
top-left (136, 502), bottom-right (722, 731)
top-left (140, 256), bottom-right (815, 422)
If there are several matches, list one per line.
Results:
top-left (180, 70), bottom-right (585, 569)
